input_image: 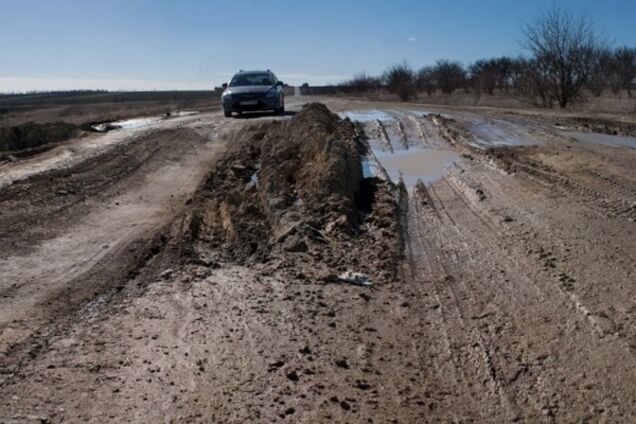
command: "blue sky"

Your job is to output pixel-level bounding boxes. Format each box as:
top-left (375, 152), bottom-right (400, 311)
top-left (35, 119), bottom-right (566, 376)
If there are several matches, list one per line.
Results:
top-left (0, 0), bottom-right (635, 92)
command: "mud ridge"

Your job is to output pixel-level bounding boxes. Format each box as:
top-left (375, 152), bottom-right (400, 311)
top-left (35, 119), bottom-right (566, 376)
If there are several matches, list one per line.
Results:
top-left (181, 103), bottom-right (403, 284)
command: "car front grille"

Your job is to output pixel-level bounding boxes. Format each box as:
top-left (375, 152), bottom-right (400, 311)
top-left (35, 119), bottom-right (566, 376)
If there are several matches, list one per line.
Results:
top-left (233, 93), bottom-right (264, 100)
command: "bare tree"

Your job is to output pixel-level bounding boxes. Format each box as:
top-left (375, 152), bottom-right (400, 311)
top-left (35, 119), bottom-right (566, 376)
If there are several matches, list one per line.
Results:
top-left (343, 72), bottom-right (382, 93)
top-left (612, 47), bottom-right (636, 97)
top-left (416, 66), bottom-right (436, 95)
top-left (433, 60), bottom-right (466, 94)
top-left (470, 59), bottom-right (499, 95)
top-left (383, 62), bottom-right (416, 101)
top-left (521, 6), bottom-right (607, 108)
top-left (587, 49), bottom-right (614, 97)
top-left (510, 57), bottom-right (553, 108)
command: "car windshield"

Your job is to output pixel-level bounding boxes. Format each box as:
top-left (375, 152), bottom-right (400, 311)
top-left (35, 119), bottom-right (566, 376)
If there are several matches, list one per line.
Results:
top-left (230, 73), bottom-right (274, 87)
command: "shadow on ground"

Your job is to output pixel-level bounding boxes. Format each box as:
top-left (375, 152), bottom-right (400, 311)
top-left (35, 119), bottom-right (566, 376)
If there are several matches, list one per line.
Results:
top-left (232, 111), bottom-right (297, 119)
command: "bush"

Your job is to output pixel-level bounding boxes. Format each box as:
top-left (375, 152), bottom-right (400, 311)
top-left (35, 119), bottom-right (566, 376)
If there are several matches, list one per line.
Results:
top-left (382, 62), bottom-right (416, 101)
top-left (0, 122), bottom-right (77, 152)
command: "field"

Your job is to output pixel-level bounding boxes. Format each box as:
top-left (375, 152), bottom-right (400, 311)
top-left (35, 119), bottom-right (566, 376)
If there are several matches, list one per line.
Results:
top-left (0, 91), bottom-right (222, 154)
top-left (0, 92), bottom-right (635, 422)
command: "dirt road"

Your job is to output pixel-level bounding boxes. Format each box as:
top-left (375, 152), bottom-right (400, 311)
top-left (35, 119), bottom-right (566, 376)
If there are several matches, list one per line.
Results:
top-left (1, 98), bottom-right (635, 423)
top-left (0, 108), bottom-right (291, 369)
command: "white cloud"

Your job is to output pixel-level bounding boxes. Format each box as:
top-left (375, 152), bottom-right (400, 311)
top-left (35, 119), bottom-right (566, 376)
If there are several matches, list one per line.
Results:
top-left (407, 36), bottom-right (417, 42)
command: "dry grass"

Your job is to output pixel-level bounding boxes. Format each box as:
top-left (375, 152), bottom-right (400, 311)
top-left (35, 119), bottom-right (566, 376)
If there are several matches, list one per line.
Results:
top-left (0, 91), bottom-right (222, 127)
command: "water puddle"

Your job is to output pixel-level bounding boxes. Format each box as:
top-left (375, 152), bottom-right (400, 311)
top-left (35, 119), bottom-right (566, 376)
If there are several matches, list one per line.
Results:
top-left (92, 117), bottom-right (162, 132)
top-left (372, 147), bottom-right (460, 186)
top-left (467, 119), bottom-right (539, 147)
top-left (343, 109), bottom-right (460, 186)
top-left (171, 110), bottom-right (199, 117)
top-left (340, 110), bottom-right (395, 123)
top-left (561, 131), bottom-right (636, 149)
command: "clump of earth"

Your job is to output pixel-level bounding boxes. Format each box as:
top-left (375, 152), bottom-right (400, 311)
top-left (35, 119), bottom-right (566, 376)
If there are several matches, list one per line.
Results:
top-left (183, 103), bottom-right (403, 284)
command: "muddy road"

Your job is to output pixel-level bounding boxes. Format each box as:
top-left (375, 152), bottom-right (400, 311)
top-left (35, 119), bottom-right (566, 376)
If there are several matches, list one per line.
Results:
top-left (1, 97), bottom-right (635, 423)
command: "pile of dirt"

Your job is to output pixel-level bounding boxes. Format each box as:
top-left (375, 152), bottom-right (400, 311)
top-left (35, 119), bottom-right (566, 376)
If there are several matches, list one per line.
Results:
top-left (183, 103), bottom-right (403, 284)
top-left (0, 121), bottom-right (78, 152)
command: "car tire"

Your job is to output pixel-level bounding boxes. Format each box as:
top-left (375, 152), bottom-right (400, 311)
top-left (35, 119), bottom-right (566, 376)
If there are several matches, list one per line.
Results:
top-left (276, 104), bottom-right (285, 116)
top-left (224, 110), bottom-right (232, 118)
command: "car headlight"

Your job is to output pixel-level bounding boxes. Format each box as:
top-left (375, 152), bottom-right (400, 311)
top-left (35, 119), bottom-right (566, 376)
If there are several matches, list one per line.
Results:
top-left (222, 91), bottom-right (232, 100)
top-left (265, 89), bottom-right (278, 98)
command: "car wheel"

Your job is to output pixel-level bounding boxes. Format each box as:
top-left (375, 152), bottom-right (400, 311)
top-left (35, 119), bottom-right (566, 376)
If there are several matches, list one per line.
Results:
top-left (277, 104), bottom-right (285, 116)
top-left (224, 110), bottom-right (232, 118)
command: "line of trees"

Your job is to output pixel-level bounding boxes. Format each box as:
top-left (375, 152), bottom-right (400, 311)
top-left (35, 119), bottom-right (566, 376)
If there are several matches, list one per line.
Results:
top-left (342, 7), bottom-right (636, 108)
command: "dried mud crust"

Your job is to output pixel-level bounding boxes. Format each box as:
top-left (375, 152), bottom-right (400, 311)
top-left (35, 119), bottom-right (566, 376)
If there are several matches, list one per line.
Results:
top-left (0, 128), bottom-right (210, 254)
top-left (556, 116), bottom-right (636, 137)
top-left (184, 103), bottom-right (403, 284)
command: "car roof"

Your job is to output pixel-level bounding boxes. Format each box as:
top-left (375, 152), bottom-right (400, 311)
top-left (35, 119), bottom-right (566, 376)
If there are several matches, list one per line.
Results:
top-left (236, 70), bottom-right (273, 75)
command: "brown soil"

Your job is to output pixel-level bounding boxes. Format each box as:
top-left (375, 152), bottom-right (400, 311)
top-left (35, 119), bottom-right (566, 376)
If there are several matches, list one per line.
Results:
top-left (557, 116), bottom-right (636, 136)
top-left (1, 98), bottom-right (635, 423)
top-left (185, 103), bottom-right (401, 284)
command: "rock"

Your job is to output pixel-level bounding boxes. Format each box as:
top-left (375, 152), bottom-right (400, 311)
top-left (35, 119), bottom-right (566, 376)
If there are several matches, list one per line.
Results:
top-left (268, 359), bottom-right (285, 372)
top-left (335, 358), bottom-right (349, 369)
top-left (160, 269), bottom-right (174, 280)
top-left (274, 223), bottom-right (298, 243)
top-left (355, 380), bottom-right (370, 390)
top-left (320, 273), bottom-right (340, 283)
top-left (338, 271), bottom-right (372, 287)
top-left (286, 370), bottom-right (300, 382)
top-left (282, 235), bottom-right (308, 253)
top-left (324, 214), bottom-right (351, 234)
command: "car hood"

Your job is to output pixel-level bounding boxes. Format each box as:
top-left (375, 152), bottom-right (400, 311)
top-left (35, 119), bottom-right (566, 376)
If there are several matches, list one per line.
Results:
top-left (224, 85), bottom-right (275, 95)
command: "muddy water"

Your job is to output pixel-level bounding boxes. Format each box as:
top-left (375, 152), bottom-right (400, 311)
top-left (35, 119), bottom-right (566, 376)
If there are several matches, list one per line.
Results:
top-left (467, 119), bottom-right (540, 147)
top-left (92, 117), bottom-right (163, 132)
top-left (341, 110), bottom-right (395, 122)
top-left (562, 131), bottom-right (636, 149)
top-left (374, 147), bottom-right (459, 186)
top-left (342, 109), bottom-right (460, 186)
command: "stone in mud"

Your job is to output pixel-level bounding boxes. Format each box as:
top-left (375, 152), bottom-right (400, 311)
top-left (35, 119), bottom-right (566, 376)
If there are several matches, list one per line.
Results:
top-left (324, 214), bottom-right (352, 235)
top-left (282, 235), bottom-right (308, 253)
top-left (286, 370), bottom-right (300, 382)
top-left (160, 269), bottom-right (174, 279)
top-left (334, 358), bottom-right (350, 369)
top-left (338, 271), bottom-right (372, 286)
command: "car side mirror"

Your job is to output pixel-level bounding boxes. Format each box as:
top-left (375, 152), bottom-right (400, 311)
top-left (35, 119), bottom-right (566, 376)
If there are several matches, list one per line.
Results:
top-left (222, 83), bottom-right (228, 89)
top-left (276, 81), bottom-right (284, 87)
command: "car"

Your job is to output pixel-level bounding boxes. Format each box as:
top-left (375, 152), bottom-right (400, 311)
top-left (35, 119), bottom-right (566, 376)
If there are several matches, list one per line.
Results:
top-left (221, 70), bottom-right (285, 117)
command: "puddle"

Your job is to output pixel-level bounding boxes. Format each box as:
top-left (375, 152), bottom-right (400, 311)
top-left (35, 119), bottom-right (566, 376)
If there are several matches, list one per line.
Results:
top-left (171, 110), bottom-right (199, 117)
top-left (468, 119), bottom-right (539, 147)
top-left (561, 131), bottom-right (636, 149)
top-left (375, 148), bottom-right (460, 186)
top-left (342, 108), bottom-right (461, 186)
top-left (366, 147), bottom-right (460, 187)
top-left (361, 158), bottom-right (381, 179)
top-left (340, 110), bottom-right (395, 123)
top-left (91, 117), bottom-right (163, 132)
